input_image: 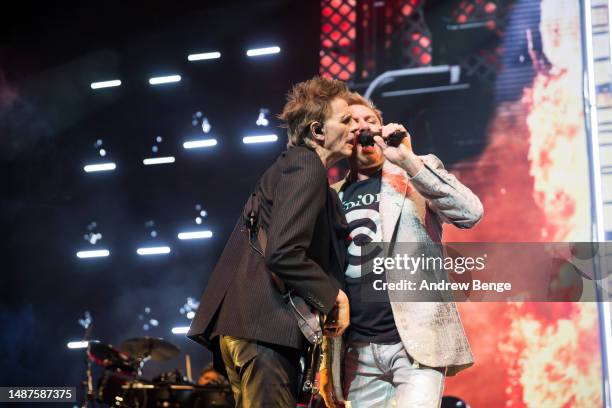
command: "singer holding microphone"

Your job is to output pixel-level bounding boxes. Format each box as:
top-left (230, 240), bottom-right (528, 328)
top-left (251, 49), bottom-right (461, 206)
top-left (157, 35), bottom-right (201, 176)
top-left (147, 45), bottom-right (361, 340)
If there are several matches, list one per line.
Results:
top-left (323, 92), bottom-right (484, 408)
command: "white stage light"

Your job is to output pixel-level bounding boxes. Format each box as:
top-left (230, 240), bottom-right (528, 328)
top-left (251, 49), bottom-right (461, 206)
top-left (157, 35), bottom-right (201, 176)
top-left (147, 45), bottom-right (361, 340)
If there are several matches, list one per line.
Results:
top-left (178, 230), bottom-right (213, 240)
top-left (149, 75), bottom-right (182, 85)
top-left (243, 134), bottom-right (278, 144)
top-left (188, 52), bottom-right (221, 61)
top-left (67, 341), bottom-right (89, 349)
top-left (90, 80), bottom-right (121, 89)
top-left (76, 249), bottom-right (110, 259)
top-left (246, 46), bottom-right (281, 57)
top-left (84, 162), bottom-right (116, 173)
top-left (172, 326), bottom-right (190, 334)
top-left (256, 108), bottom-right (270, 126)
top-left (183, 139), bottom-right (218, 149)
top-left (137, 246), bottom-right (171, 255)
top-left (143, 156), bottom-right (176, 166)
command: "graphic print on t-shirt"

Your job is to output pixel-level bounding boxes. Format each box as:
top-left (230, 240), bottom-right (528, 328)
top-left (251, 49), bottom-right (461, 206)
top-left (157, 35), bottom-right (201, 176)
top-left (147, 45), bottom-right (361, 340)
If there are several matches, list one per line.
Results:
top-left (341, 180), bottom-right (383, 279)
top-left (340, 172), bottom-right (400, 343)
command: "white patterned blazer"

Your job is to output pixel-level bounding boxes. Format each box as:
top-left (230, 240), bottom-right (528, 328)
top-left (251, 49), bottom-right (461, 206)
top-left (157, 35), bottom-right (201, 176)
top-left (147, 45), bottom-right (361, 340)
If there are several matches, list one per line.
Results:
top-left (332, 154), bottom-right (483, 376)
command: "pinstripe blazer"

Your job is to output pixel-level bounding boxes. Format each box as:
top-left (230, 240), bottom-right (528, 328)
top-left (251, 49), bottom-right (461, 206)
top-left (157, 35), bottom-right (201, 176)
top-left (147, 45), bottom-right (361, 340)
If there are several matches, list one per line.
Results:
top-left (188, 146), bottom-right (347, 352)
top-left (332, 155), bottom-right (483, 376)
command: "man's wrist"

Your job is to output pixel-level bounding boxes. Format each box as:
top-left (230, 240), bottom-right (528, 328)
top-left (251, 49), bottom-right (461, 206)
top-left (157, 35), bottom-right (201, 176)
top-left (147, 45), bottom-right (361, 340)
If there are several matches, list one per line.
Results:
top-left (399, 151), bottom-right (424, 177)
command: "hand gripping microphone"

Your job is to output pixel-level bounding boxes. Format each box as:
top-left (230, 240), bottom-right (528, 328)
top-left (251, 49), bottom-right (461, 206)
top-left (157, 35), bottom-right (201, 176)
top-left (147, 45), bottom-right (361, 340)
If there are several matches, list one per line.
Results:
top-left (358, 129), bottom-right (407, 147)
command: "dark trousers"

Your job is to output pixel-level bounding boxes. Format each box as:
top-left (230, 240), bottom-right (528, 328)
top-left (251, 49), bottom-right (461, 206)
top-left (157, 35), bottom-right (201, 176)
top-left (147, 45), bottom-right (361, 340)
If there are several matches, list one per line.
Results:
top-left (219, 335), bottom-right (302, 408)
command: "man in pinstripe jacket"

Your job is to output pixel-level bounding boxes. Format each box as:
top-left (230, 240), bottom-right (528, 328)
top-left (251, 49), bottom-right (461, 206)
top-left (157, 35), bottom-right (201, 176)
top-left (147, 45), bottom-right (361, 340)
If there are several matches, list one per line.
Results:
top-left (188, 77), bottom-right (357, 407)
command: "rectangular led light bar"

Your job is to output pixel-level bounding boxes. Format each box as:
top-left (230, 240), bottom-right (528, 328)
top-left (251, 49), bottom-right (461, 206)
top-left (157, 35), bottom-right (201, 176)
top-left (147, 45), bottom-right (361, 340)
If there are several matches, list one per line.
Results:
top-left (83, 162), bottom-right (117, 173)
top-left (143, 156), bottom-right (176, 166)
top-left (243, 134), bottom-right (278, 144)
top-left (67, 341), bottom-right (89, 349)
top-left (149, 75), bottom-right (182, 85)
top-left (136, 246), bottom-right (171, 255)
top-left (246, 46), bottom-right (281, 57)
top-left (76, 249), bottom-right (110, 259)
top-left (90, 80), bottom-right (121, 89)
top-left (183, 138), bottom-right (218, 149)
top-left (188, 51), bottom-right (221, 61)
top-left (177, 230), bottom-right (213, 240)
top-left (172, 326), bottom-right (190, 334)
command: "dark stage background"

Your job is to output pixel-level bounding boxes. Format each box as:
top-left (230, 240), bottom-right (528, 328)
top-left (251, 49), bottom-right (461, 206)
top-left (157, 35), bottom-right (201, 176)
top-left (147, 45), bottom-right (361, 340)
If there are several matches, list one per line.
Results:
top-left (1, 0), bottom-right (320, 390)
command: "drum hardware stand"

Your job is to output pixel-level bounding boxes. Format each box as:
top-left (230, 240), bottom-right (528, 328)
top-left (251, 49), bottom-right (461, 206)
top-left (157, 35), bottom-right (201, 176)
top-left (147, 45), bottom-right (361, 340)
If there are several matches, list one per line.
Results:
top-left (185, 354), bottom-right (192, 383)
top-left (78, 311), bottom-right (97, 408)
top-left (81, 348), bottom-right (96, 408)
top-left (134, 355), bottom-right (149, 377)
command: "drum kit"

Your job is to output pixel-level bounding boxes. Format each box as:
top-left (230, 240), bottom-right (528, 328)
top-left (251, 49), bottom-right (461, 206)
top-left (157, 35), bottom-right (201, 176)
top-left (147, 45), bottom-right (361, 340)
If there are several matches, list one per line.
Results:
top-left (82, 336), bottom-right (233, 408)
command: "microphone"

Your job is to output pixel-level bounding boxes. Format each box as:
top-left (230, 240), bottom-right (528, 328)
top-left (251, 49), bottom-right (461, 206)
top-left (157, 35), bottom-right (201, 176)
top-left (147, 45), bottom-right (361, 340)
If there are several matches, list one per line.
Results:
top-left (357, 129), bottom-right (407, 147)
top-left (357, 130), bottom-right (376, 147)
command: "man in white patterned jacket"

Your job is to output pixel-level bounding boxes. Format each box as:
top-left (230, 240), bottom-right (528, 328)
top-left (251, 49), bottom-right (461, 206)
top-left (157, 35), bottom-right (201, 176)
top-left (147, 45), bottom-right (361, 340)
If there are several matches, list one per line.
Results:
top-left (325, 92), bottom-right (483, 408)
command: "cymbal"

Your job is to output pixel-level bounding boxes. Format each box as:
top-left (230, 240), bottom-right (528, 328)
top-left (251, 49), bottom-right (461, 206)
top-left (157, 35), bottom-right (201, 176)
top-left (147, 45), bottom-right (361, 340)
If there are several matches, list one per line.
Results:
top-left (87, 342), bottom-right (135, 372)
top-left (119, 337), bottom-right (180, 362)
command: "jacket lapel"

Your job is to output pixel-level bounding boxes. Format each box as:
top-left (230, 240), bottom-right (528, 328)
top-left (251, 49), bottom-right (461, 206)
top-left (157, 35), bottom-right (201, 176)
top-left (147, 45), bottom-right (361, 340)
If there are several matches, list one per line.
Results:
top-left (380, 161), bottom-right (407, 247)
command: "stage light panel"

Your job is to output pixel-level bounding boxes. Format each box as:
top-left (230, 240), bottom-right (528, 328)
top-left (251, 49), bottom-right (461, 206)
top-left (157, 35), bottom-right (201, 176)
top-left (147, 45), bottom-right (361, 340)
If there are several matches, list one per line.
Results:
top-left (183, 138), bottom-right (218, 149)
top-left (136, 246), bottom-right (171, 255)
top-left (90, 80), bottom-right (121, 89)
top-left (84, 162), bottom-right (116, 173)
top-left (149, 75), bottom-right (181, 85)
top-left (188, 51), bottom-right (221, 61)
top-left (76, 249), bottom-right (110, 259)
top-left (178, 230), bottom-right (213, 240)
top-left (246, 46), bottom-right (281, 57)
top-left (67, 341), bottom-right (89, 349)
top-left (143, 156), bottom-right (176, 166)
top-left (172, 326), bottom-right (190, 334)
top-left (243, 134), bottom-right (278, 144)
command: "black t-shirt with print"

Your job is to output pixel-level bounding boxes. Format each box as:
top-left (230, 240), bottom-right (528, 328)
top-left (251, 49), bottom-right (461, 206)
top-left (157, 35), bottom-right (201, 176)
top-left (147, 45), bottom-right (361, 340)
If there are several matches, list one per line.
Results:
top-left (341, 171), bottom-right (400, 344)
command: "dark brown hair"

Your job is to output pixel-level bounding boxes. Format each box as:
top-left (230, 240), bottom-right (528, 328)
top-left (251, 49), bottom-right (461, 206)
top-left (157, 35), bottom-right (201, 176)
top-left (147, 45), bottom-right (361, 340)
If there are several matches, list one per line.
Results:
top-left (279, 76), bottom-right (350, 147)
